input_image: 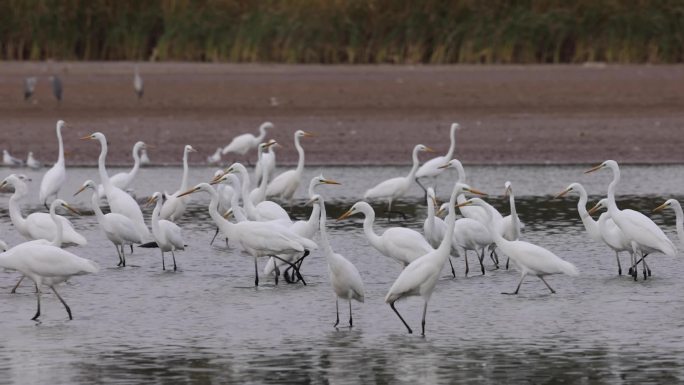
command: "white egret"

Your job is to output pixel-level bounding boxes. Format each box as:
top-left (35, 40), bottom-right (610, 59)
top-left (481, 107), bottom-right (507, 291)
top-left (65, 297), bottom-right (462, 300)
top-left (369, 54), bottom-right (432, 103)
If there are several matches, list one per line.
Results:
top-left (0, 199), bottom-right (99, 320)
top-left (588, 199), bottom-right (637, 276)
top-left (422, 189), bottom-right (462, 277)
top-left (97, 141), bottom-right (147, 199)
top-left (255, 139), bottom-right (278, 186)
top-left (555, 183), bottom-right (628, 275)
top-left (1, 174), bottom-right (86, 245)
top-left (148, 192), bottom-right (185, 271)
top-left (249, 140), bottom-right (278, 205)
top-left (159, 145), bottom-right (197, 221)
top-left (585, 160), bottom-right (676, 279)
top-left (3, 150), bottom-right (23, 166)
top-left (26, 152), bottom-right (41, 169)
top-left (501, 181), bottom-right (522, 269)
top-left (134, 65), bottom-right (143, 99)
top-left (81, 132), bottom-right (151, 241)
top-left (224, 163), bottom-right (291, 223)
top-left (76, 180), bottom-right (142, 267)
top-left (222, 121), bottom-right (273, 157)
top-left (437, 202), bottom-right (492, 276)
top-left (415, 122), bottom-right (460, 197)
top-left (266, 130), bottom-right (314, 207)
top-left (459, 198), bottom-right (579, 294)
top-left (39, 120), bottom-right (67, 209)
top-left (384, 182), bottom-right (469, 335)
top-left (209, 169), bottom-right (235, 245)
top-left (310, 194), bottom-right (364, 327)
top-left (654, 199), bottom-right (684, 248)
top-left (207, 148), bottom-right (222, 165)
top-left (178, 182), bottom-right (317, 286)
top-left (364, 144), bottom-right (434, 219)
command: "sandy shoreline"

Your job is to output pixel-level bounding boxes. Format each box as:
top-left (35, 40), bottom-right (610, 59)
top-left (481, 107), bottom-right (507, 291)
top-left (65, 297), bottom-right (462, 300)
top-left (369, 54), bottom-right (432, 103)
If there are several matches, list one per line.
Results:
top-left (1, 62), bottom-right (683, 166)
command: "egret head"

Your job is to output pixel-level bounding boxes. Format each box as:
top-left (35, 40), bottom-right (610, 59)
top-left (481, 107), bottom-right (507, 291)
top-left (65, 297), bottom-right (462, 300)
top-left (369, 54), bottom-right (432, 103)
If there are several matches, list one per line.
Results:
top-left (654, 198), bottom-right (680, 213)
top-left (337, 201), bottom-right (371, 220)
top-left (80, 132), bottom-right (106, 143)
top-left (306, 194), bottom-right (323, 206)
top-left (260, 122), bottom-right (274, 132)
top-left (177, 183), bottom-right (211, 198)
top-left (295, 129), bottom-right (315, 138)
top-left (74, 180), bottom-right (97, 196)
top-left (311, 174), bottom-right (340, 188)
top-left (185, 145), bottom-right (197, 154)
top-left (52, 199), bottom-right (80, 215)
top-left (415, 144), bottom-right (435, 154)
top-left (585, 160), bottom-right (618, 174)
top-left (145, 192), bottom-right (163, 207)
top-left (588, 198), bottom-right (608, 215)
top-left (504, 181), bottom-right (513, 197)
top-left (554, 182), bottom-right (584, 199)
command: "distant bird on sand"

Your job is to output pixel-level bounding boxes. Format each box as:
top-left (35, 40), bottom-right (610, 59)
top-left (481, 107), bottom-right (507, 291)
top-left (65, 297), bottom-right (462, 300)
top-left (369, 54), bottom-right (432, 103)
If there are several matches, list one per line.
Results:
top-left (3, 150), bottom-right (23, 167)
top-left (134, 66), bottom-right (144, 99)
top-left (26, 152), bottom-right (42, 169)
top-left (49, 75), bottom-right (63, 103)
top-left (24, 77), bottom-right (37, 101)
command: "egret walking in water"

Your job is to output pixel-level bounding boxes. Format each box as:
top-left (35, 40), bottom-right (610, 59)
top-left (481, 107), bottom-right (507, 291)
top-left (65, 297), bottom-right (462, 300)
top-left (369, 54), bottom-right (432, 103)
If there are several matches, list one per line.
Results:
top-left (39, 120), bottom-right (67, 209)
top-left (1, 174), bottom-right (86, 245)
top-left (585, 160), bottom-right (676, 280)
top-left (364, 144), bottom-right (434, 219)
top-left (458, 198), bottom-right (579, 294)
top-left (148, 192), bottom-right (185, 271)
top-left (76, 180), bottom-right (142, 267)
top-left (310, 194), bottom-right (364, 327)
top-left (414, 122), bottom-right (459, 198)
top-left (0, 199), bottom-right (99, 320)
top-left (555, 183), bottom-right (630, 275)
top-left (222, 121), bottom-right (273, 159)
top-left (266, 130), bottom-right (314, 208)
top-left (160, 145), bottom-right (197, 221)
top-left (385, 182), bottom-right (476, 335)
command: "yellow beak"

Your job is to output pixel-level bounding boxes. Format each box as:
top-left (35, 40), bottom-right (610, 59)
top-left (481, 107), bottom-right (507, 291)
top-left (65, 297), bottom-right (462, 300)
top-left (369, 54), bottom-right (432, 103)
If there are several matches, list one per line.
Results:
top-left (177, 187), bottom-right (199, 198)
top-left (74, 185), bottom-right (88, 196)
top-left (62, 203), bottom-right (81, 215)
top-left (337, 208), bottom-right (354, 221)
top-left (653, 202), bottom-right (668, 213)
top-left (584, 164), bottom-right (603, 174)
top-left (588, 203), bottom-right (601, 215)
top-left (554, 188), bottom-right (571, 199)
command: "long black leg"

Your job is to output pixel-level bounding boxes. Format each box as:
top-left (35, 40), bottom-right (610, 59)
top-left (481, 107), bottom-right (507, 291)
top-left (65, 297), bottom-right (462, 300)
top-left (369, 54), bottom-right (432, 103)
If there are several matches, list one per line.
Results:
top-left (31, 287), bottom-right (41, 320)
top-left (274, 261), bottom-right (280, 285)
top-left (539, 276), bottom-right (556, 294)
top-left (615, 251), bottom-right (622, 275)
top-left (129, 244), bottom-right (134, 254)
top-left (210, 227), bottom-right (219, 245)
top-left (421, 301), bottom-right (428, 336)
top-left (464, 250), bottom-right (469, 277)
top-left (171, 250), bottom-right (177, 271)
top-left (334, 298), bottom-right (340, 327)
top-left (505, 258), bottom-right (510, 270)
top-left (116, 244), bottom-right (123, 266)
top-left (478, 249), bottom-right (486, 275)
top-left (349, 300), bottom-right (353, 327)
top-left (51, 285), bottom-right (72, 320)
top-left (272, 255), bottom-right (307, 285)
top-left (447, 257), bottom-right (456, 278)
top-left (502, 275), bottom-right (525, 295)
top-left (121, 245), bottom-right (126, 267)
top-left (390, 301), bottom-right (412, 334)
top-left (254, 258), bottom-right (259, 286)
top-left (415, 178), bottom-right (428, 202)
top-left (11, 275), bottom-right (25, 294)
top-left (161, 251), bottom-right (166, 270)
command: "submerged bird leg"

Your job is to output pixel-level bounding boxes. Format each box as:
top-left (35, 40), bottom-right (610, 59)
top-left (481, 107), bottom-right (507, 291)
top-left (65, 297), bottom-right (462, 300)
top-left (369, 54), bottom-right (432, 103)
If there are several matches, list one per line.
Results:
top-left (642, 256), bottom-right (648, 280)
top-left (334, 298), bottom-right (340, 327)
top-left (273, 262), bottom-right (280, 285)
top-left (389, 301), bottom-right (412, 334)
top-left (421, 301), bottom-right (428, 336)
top-left (478, 249), bottom-right (486, 275)
top-left (615, 251), bottom-right (622, 275)
top-left (10, 275), bottom-right (25, 294)
top-left (643, 257), bottom-right (652, 277)
top-left (539, 276), bottom-right (556, 294)
top-left (254, 257), bottom-right (259, 286)
top-left (210, 227), bottom-right (220, 245)
top-left (32, 288), bottom-right (41, 321)
top-left (171, 251), bottom-right (177, 271)
top-left (447, 257), bottom-right (456, 278)
top-left (503, 274), bottom-right (525, 295)
top-left (161, 251), bottom-right (166, 270)
top-left (121, 245), bottom-right (127, 267)
top-left (464, 250), bottom-right (469, 277)
top-left (51, 285), bottom-right (72, 320)
top-left (115, 245), bottom-right (123, 266)
top-left (130, 244), bottom-right (134, 254)
top-left (349, 300), bottom-right (353, 327)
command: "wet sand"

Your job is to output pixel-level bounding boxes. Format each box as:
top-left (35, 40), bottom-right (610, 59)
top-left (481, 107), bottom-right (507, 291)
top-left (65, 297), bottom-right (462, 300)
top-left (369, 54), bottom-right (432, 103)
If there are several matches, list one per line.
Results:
top-left (0, 62), bottom-right (683, 166)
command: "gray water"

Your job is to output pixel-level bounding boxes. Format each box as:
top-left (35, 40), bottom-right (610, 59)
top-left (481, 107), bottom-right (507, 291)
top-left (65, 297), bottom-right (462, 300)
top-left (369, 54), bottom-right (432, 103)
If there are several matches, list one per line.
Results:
top-left (1, 164), bottom-right (684, 384)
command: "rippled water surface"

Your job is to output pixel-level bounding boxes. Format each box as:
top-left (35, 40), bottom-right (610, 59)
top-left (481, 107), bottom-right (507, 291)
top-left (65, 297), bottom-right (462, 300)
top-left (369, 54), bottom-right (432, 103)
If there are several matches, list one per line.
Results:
top-left (1, 164), bottom-right (684, 384)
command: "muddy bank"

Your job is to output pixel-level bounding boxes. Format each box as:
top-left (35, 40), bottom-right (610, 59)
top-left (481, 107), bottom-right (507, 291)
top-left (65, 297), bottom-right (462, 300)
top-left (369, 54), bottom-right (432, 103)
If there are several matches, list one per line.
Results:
top-left (0, 62), bottom-right (683, 166)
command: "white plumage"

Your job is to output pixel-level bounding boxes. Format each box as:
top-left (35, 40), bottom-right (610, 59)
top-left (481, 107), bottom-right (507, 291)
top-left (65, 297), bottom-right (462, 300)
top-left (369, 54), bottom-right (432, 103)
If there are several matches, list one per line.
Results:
top-left (222, 121), bottom-right (273, 156)
top-left (39, 120), bottom-right (67, 208)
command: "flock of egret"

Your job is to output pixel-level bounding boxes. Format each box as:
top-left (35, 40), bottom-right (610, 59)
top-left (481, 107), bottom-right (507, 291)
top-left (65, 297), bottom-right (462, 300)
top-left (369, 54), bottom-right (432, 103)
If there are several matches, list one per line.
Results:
top-left (0, 119), bottom-right (681, 336)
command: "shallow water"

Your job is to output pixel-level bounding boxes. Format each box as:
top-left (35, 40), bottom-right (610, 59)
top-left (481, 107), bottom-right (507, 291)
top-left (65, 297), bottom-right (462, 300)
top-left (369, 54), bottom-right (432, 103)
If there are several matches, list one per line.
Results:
top-left (0, 164), bottom-right (683, 384)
